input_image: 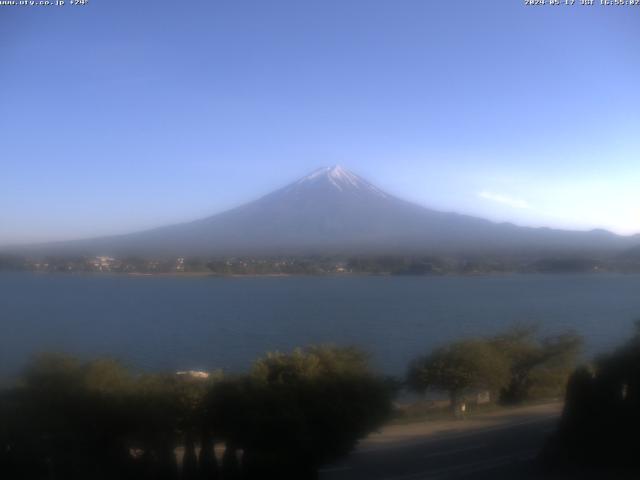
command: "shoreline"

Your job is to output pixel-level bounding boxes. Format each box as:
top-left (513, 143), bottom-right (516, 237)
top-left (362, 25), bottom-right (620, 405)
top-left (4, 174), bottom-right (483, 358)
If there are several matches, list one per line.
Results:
top-left (3, 270), bottom-right (640, 279)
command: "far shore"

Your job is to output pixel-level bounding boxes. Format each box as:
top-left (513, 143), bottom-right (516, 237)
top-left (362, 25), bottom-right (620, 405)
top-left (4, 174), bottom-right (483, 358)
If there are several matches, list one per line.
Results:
top-left (6, 269), bottom-right (640, 279)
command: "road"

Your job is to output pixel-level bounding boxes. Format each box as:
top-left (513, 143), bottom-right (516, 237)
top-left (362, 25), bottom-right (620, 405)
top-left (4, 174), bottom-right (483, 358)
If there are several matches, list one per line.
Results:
top-left (319, 403), bottom-right (562, 480)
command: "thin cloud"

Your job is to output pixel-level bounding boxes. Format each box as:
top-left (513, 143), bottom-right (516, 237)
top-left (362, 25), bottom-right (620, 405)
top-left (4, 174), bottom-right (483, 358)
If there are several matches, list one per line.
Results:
top-left (478, 191), bottom-right (530, 209)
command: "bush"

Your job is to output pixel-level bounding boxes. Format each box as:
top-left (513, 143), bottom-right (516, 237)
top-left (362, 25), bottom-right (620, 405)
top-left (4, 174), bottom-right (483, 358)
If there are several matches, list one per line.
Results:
top-left (205, 346), bottom-right (395, 479)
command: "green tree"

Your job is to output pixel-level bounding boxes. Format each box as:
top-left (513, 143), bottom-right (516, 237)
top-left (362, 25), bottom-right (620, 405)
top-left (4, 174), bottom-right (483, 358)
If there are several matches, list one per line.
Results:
top-left (251, 345), bottom-right (371, 383)
top-left (407, 339), bottom-right (510, 409)
top-left (489, 326), bottom-right (583, 403)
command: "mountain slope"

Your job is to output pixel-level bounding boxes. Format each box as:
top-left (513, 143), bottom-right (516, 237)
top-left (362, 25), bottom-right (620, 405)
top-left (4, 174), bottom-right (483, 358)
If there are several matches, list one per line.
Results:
top-left (13, 166), bottom-right (640, 257)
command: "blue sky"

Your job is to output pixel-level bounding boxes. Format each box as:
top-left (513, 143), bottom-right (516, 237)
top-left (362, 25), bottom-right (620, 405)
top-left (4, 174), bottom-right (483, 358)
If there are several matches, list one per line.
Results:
top-left (1, 0), bottom-right (639, 245)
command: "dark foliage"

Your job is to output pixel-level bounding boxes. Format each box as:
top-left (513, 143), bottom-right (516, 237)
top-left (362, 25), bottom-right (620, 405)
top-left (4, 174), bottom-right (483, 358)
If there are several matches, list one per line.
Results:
top-left (0, 347), bottom-right (393, 479)
top-left (204, 346), bottom-right (394, 479)
top-left (542, 321), bottom-right (640, 472)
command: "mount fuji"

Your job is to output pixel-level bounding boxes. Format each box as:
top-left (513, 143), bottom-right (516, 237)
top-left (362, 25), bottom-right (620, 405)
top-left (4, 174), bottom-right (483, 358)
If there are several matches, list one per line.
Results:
top-left (16, 166), bottom-right (640, 257)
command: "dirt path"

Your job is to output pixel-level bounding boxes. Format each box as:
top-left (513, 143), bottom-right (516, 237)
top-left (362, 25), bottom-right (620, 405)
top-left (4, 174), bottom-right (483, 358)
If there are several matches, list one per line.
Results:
top-left (320, 402), bottom-right (564, 479)
top-left (358, 402), bottom-right (563, 452)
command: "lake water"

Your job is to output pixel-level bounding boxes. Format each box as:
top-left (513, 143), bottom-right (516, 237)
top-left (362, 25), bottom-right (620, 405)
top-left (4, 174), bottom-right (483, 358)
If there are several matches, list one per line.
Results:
top-left (1, 272), bottom-right (640, 379)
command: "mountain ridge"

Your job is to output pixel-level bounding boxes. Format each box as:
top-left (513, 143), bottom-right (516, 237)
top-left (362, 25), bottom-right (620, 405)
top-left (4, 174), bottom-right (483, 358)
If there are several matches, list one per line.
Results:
top-left (6, 166), bottom-right (640, 257)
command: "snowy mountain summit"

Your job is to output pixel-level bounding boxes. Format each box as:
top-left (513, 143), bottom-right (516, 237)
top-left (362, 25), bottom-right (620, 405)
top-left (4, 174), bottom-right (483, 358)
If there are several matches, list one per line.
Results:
top-left (290, 165), bottom-right (388, 197)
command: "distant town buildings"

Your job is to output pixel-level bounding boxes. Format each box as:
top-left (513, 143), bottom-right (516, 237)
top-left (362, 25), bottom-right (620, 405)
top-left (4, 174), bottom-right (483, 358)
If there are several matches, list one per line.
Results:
top-left (6, 254), bottom-right (637, 276)
top-left (176, 370), bottom-right (210, 379)
top-left (91, 256), bottom-right (116, 271)
top-left (176, 257), bottom-right (185, 272)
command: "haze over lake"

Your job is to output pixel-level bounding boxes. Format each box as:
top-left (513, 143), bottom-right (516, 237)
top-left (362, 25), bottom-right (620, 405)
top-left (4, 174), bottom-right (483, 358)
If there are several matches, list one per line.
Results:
top-left (2, 272), bottom-right (640, 379)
